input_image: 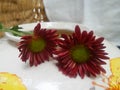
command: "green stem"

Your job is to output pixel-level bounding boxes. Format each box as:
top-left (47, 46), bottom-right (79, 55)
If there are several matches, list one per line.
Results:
top-left (0, 28), bottom-right (32, 37)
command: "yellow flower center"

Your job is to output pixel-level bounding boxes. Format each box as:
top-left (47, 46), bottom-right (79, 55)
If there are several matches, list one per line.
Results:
top-left (71, 45), bottom-right (90, 63)
top-left (29, 38), bottom-right (46, 53)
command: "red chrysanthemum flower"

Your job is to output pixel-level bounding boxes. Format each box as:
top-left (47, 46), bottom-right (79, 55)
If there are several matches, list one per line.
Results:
top-left (55, 25), bottom-right (109, 78)
top-left (18, 23), bottom-right (58, 66)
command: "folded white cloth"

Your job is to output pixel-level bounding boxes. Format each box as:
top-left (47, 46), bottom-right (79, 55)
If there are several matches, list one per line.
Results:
top-left (84, 0), bottom-right (120, 45)
top-left (43, 0), bottom-right (84, 23)
top-left (43, 0), bottom-right (120, 45)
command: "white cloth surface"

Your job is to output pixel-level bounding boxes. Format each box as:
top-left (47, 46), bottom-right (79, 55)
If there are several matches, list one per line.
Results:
top-left (43, 0), bottom-right (120, 45)
top-left (43, 0), bottom-right (84, 23)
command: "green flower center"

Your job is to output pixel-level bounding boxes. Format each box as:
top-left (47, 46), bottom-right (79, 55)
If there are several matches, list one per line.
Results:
top-left (71, 45), bottom-right (90, 63)
top-left (29, 38), bottom-right (46, 53)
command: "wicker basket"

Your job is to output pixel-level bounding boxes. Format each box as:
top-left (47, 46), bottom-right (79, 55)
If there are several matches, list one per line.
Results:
top-left (0, 0), bottom-right (49, 37)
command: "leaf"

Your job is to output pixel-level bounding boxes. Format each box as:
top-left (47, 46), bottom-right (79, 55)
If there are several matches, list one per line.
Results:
top-left (0, 22), bottom-right (3, 29)
top-left (10, 25), bottom-right (22, 31)
top-left (10, 25), bottom-right (23, 36)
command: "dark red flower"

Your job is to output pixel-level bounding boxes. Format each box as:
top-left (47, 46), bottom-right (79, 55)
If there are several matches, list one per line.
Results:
top-left (55, 25), bottom-right (109, 78)
top-left (18, 23), bottom-right (58, 66)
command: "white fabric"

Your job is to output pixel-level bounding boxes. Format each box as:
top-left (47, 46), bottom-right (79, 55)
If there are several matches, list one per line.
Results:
top-left (43, 0), bottom-right (84, 23)
top-left (43, 0), bottom-right (120, 45)
top-left (84, 0), bottom-right (120, 45)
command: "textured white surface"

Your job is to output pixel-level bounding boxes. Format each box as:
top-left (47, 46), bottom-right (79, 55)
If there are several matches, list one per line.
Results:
top-left (84, 0), bottom-right (120, 45)
top-left (1, 22), bottom-right (120, 90)
top-left (43, 0), bottom-right (84, 23)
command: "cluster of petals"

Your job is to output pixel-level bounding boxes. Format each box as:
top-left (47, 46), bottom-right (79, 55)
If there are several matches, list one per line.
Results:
top-left (54, 25), bottom-right (109, 78)
top-left (18, 23), bottom-right (109, 78)
top-left (18, 23), bottom-right (58, 66)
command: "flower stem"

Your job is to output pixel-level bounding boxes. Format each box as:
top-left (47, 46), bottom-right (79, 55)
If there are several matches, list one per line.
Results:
top-left (0, 28), bottom-right (32, 37)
